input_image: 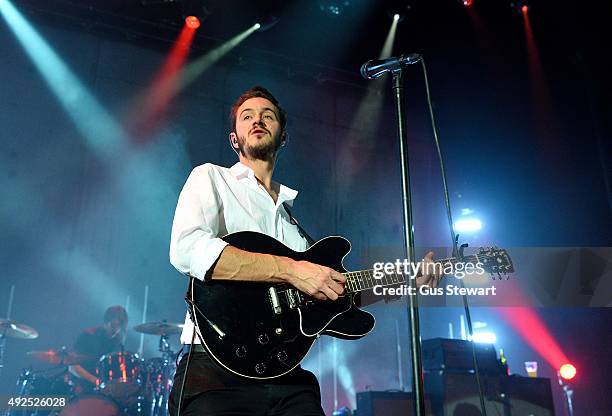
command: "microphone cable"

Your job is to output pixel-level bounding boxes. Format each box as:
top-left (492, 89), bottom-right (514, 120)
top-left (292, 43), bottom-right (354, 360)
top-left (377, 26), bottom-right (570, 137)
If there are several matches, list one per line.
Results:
top-left (419, 57), bottom-right (489, 416)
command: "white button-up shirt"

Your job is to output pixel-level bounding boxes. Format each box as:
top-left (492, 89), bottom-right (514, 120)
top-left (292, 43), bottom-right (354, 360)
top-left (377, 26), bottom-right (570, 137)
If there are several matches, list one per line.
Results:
top-left (170, 162), bottom-right (310, 343)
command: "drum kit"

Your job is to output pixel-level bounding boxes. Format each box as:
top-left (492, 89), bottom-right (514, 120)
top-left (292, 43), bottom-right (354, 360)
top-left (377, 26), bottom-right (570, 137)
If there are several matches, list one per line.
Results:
top-left (3, 319), bottom-right (184, 416)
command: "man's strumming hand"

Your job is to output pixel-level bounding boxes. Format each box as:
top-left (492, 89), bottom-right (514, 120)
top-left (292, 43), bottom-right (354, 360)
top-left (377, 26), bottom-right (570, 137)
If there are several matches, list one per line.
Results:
top-left (280, 259), bottom-right (346, 301)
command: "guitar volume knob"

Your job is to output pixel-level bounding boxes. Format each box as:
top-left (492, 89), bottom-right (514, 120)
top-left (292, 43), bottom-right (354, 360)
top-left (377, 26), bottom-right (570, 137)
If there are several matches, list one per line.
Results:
top-left (255, 363), bottom-right (266, 375)
top-left (235, 346), bottom-right (247, 358)
top-left (277, 350), bottom-right (288, 362)
top-left (258, 334), bottom-right (269, 345)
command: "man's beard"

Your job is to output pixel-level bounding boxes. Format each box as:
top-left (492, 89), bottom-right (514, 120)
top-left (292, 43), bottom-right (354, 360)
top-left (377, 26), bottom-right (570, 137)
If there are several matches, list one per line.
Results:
top-left (237, 132), bottom-right (281, 162)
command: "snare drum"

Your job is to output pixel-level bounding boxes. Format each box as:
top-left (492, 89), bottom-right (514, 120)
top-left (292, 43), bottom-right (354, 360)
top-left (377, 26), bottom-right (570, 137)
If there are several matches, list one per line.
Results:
top-left (58, 394), bottom-right (120, 416)
top-left (95, 351), bottom-right (143, 402)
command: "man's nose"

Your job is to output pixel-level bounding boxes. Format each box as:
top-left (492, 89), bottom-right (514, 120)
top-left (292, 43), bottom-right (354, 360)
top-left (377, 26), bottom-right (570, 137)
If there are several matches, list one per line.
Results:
top-left (252, 115), bottom-right (265, 125)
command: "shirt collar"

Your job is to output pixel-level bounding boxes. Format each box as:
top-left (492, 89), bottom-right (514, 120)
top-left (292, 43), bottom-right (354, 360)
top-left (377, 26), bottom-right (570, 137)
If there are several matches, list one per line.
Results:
top-left (229, 162), bottom-right (299, 205)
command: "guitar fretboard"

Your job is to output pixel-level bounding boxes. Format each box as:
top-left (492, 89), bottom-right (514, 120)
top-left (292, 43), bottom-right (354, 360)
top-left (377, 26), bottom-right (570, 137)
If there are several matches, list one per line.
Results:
top-left (343, 254), bottom-right (480, 293)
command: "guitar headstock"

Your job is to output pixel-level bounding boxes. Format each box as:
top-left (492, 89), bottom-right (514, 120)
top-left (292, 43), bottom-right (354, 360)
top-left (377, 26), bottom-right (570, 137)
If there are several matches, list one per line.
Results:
top-left (476, 247), bottom-right (514, 279)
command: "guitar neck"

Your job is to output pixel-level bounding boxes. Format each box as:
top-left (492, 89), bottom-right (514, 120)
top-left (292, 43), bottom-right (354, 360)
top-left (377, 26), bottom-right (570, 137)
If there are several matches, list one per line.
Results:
top-left (342, 254), bottom-right (480, 293)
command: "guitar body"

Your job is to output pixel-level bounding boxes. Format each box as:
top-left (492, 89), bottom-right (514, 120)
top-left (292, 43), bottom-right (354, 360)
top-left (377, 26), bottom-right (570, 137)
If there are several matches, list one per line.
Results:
top-left (190, 231), bottom-right (375, 379)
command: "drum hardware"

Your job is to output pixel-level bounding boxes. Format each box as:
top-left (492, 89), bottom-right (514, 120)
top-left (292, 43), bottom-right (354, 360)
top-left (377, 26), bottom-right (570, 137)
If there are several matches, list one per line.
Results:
top-left (133, 321), bottom-right (183, 336)
top-left (134, 320), bottom-right (180, 416)
top-left (58, 394), bottom-right (121, 416)
top-left (1, 319), bottom-right (38, 381)
top-left (27, 347), bottom-right (93, 366)
top-left (95, 351), bottom-right (144, 411)
top-left (9, 366), bottom-right (74, 416)
top-left (9, 319), bottom-right (182, 416)
top-left (0, 319), bottom-right (39, 340)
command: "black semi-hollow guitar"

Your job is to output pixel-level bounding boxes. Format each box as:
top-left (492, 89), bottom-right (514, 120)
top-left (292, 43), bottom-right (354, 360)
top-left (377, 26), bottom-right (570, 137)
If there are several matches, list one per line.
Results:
top-left (188, 231), bottom-right (512, 379)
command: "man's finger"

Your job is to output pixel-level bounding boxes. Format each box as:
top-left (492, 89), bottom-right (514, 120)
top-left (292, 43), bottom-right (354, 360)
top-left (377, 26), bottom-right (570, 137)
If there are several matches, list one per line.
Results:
top-left (328, 279), bottom-right (344, 295)
top-left (331, 270), bottom-right (346, 283)
top-left (321, 285), bottom-right (339, 301)
top-left (312, 292), bottom-right (327, 301)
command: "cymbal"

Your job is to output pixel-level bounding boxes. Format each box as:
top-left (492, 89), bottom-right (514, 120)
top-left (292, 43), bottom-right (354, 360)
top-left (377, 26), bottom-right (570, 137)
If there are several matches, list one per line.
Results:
top-left (0, 319), bottom-right (39, 340)
top-left (27, 349), bottom-right (94, 365)
top-left (133, 321), bottom-right (184, 335)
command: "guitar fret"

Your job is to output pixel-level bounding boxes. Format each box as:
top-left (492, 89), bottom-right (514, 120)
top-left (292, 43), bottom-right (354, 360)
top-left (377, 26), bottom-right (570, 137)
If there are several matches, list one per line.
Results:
top-left (362, 271), bottom-right (369, 289)
top-left (366, 269), bottom-right (373, 289)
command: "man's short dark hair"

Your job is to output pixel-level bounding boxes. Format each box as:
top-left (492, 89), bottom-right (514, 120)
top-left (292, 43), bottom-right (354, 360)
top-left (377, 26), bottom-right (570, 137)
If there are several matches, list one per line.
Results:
top-left (229, 86), bottom-right (287, 134)
top-left (104, 305), bottom-right (128, 325)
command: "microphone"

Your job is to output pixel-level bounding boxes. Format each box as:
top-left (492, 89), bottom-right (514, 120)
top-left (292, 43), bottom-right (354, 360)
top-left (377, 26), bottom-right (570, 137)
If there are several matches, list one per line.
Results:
top-left (360, 53), bottom-right (422, 79)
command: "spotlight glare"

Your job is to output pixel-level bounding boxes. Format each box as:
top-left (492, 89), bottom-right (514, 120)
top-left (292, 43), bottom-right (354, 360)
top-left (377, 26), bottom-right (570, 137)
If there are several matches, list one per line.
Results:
top-left (559, 363), bottom-right (576, 380)
top-left (453, 218), bottom-right (482, 233)
top-left (463, 0), bottom-right (474, 6)
top-left (469, 331), bottom-right (497, 344)
top-left (522, 5), bottom-right (528, 13)
top-left (254, 23), bottom-right (261, 30)
top-left (393, 13), bottom-right (400, 21)
top-left (185, 16), bottom-right (200, 29)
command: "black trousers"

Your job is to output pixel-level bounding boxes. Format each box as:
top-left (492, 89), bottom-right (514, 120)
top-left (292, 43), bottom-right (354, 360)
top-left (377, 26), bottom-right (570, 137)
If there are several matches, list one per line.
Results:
top-left (168, 351), bottom-right (325, 416)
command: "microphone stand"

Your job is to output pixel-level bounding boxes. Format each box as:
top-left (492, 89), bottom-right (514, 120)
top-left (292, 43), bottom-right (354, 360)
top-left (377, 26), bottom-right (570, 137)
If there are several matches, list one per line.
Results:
top-left (390, 69), bottom-right (426, 416)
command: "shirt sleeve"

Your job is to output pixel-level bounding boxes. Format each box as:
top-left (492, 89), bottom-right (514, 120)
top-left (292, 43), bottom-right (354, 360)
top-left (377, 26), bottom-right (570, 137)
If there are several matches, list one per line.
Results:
top-left (169, 165), bottom-right (229, 281)
top-left (73, 331), bottom-right (90, 354)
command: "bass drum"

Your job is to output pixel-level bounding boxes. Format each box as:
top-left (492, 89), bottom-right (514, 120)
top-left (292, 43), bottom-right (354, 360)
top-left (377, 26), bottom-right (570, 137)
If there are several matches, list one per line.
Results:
top-left (58, 394), bottom-right (120, 416)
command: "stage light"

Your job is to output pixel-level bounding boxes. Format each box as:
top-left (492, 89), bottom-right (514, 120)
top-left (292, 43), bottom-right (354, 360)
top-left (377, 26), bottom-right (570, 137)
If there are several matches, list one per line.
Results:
top-left (461, 0), bottom-right (474, 6)
top-left (559, 363), bottom-right (576, 380)
top-left (254, 23), bottom-right (261, 30)
top-left (453, 218), bottom-right (482, 233)
top-left (469, 331), bottom-right (497, 344)
top-left (254, 15), bottom-right (279, 32)
top-left (185, 16), bottom-right (200, 29)
top-left (510, 1), bottom-right (529, 14)
top-left (0, 0), bottom-right (125, 159)
top-left (319, 1), bottom-right (351, 16)
top-left (393, 13), bottom-right (400, 21)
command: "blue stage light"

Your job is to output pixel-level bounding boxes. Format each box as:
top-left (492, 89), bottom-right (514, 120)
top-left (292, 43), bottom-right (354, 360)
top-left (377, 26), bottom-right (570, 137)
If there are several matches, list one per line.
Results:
top-left (453, 218), bottom-right (482, 233)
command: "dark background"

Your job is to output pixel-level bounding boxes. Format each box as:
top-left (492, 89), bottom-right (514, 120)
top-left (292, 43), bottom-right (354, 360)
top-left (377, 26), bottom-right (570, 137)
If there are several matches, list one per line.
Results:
top-left (1, 0), bottom-right (610, 414)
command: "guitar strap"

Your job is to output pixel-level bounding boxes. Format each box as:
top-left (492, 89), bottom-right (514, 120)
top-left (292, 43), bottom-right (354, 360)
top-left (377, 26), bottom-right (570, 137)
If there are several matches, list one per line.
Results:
top-left (282, 202), bottom-right (316, 247)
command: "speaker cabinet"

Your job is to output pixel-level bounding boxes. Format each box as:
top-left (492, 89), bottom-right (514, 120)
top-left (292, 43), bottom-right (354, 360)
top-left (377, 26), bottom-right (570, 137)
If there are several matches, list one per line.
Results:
top-left (424, 372), bottom-right (555, 416)
top-left (355, 391), bottom-right (432, 416)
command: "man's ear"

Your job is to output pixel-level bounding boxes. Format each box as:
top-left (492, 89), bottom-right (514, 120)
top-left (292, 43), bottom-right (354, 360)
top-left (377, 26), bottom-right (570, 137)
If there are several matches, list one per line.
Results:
top-left (229, 132), bottom-right (239, 149)
top-left (280, 131), bottom-right (288, 147)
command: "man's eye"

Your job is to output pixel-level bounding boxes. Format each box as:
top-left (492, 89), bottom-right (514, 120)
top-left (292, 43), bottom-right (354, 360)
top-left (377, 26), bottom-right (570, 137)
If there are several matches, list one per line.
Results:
top-left (264, 114), bottom-right (274, 119)
top-left (243, 115), bottom-right (251, 120)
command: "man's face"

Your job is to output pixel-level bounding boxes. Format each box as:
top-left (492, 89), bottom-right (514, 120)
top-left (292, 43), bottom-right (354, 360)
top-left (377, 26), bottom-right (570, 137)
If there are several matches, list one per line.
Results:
top-left (105, 318), bottom-right (127, 342)
top-left (233, 97), bottom-right (283, 161)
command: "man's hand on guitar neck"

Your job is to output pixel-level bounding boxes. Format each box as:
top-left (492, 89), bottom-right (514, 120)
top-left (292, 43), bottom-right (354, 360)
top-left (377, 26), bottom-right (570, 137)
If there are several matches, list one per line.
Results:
top-left (376, 251), bottom-right (443, 306)
top-left (208, 245), bottom-right (346, 301)
top-left (416, 251), bottom-right (443, 288)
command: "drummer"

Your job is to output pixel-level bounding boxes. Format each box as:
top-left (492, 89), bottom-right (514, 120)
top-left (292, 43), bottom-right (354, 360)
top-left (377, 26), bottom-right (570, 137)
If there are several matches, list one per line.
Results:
top-left (68, 305), bottom-right (128, 388)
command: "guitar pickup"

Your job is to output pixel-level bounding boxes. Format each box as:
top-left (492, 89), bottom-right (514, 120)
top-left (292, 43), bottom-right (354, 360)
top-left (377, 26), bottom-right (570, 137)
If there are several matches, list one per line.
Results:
top-left (268, 287), bottom-right (282, 314)
top-left (286, 289), bottom-right (297, 309)
top-left (285, 289), bottom-right (304, 309)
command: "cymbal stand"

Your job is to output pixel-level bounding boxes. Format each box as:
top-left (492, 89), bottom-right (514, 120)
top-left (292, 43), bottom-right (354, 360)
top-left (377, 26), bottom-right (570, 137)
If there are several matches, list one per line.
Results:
top-left (0, 327), bottom-right (7, 379)
top-left (148, 333), bottom-right (175, 416)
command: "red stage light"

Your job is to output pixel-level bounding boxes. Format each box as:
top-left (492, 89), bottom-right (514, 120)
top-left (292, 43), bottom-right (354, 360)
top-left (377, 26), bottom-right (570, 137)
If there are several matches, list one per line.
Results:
top-left (559, 363), bottom-right (576, 380)
top-left (463, 0), bottom-right (474, 6)
top-left (521, 5), bottom-right (529, 13)
top-left (185, 16), bottom-right (200, 30)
